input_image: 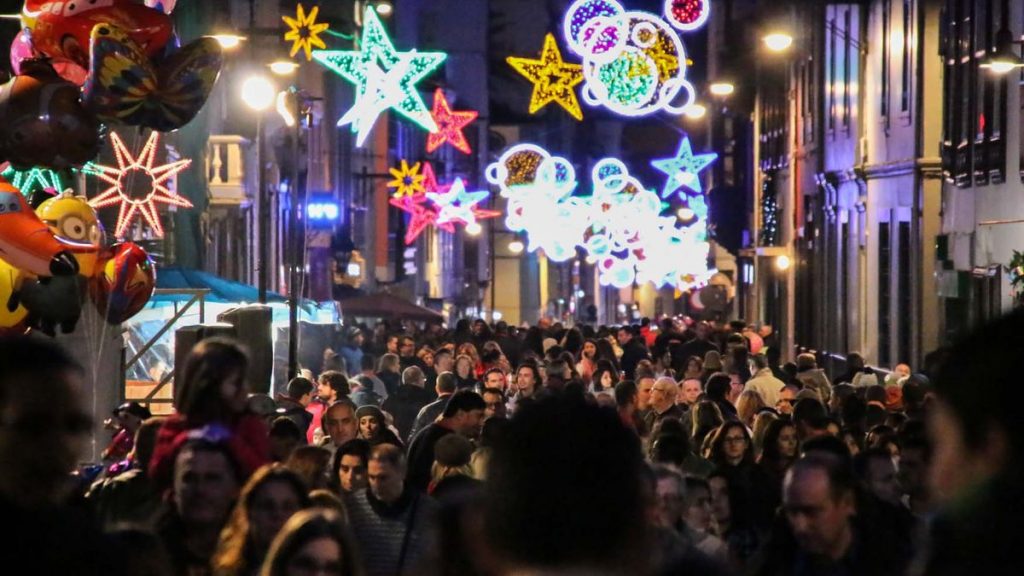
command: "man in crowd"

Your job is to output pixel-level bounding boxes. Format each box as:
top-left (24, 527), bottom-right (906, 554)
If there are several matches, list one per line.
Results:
top-left (618, 325), bottom-right (651, 380)
top-left (745, 353), bottom-right (785, 408)
top-left (345, 444), bottom-right (438, 576)
top-left (406, 390), bottom-right (486, 491)
top-left (426, 348), bottom-right (455, 390)
top-left (677, 378), bottom-right (702, 409)
top-left (636, 370), bottom-right (657, 413)
top-left (408, 371), bottom-right (457, 442)
top-left (645, 376), bottom-right (683, 431)
top-left (276, 376), bottom-right (314, 435)
top-left (482, 387), bottom-right (507, 421)
top-left (399, 336), bottom-right (427, 372)
top-left (482, 367), bottom-right (507, 394)
top-left (381, 366), bottom-right (434, 441)
top-left (318, 398), bottom-right (359, 456)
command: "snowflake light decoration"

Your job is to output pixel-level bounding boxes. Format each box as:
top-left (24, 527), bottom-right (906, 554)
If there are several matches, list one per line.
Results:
top-left (283, 3), bottom-right (329, 61)
top-left (488, 143), bottom-right (714, 290)
top-left (426, 88), bottom-right (478, 155)
top-left (507, 34), bottom-right (585, 121)
top-left (387, 160), bottom-right (425, 198)
top-left (0, 165), bottom-right (62, 198)
top-left (84, 131), bottom-right (193, 238)
top-left (312, 7), bottom-right (446, 147)
top-left (562, 0), bottom-right (698, 118)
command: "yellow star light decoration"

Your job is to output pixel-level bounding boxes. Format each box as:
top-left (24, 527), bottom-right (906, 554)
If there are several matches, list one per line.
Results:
top-left (283, 3), bottom-right (329, 61)
top-left (507, 33), bottom-right (584, 121)
top-left (387, 160), bottom-right (425, 198)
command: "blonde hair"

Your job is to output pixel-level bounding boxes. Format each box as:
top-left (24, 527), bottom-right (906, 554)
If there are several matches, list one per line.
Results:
top-left (735, 390), bottom-right (766, 427)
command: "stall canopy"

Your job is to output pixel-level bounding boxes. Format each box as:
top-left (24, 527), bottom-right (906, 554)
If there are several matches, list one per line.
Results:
top-left (339, 292), bottom-right (444, 321)
top-left (153, 267), bottom-right (288, 303)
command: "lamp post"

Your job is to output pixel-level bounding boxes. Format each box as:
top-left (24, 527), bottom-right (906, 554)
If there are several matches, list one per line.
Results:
top-left (240, 74), bottom-right (277, 304)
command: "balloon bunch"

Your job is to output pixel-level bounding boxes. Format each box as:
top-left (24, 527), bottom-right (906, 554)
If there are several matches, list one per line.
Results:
top-left (0, 182), bottom-right (156, 336)
top-left (2, 0), bottom-right (224, 170)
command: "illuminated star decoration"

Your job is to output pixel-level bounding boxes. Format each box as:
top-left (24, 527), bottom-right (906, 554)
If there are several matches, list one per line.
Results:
top-left (387, 160), bottom-right (425, 198)
top-left (650, 137), bottom-right (717, 199)
top-left (426, 88), bottom-right (478, 155)
top-left (84, 131), bottom-right (193, 238)
top-left (283, 3), bottom-right (329, 61)
top-left (0, 165), bottom-right (62, 198)
top-left (389, 194), bottom-right (439, 245)
top-left (507, 33), bottom-right (584, 121)
top-left (426, 178), bottom-right (493, 226)
top-left (312, 7), bottom-right (446, 147)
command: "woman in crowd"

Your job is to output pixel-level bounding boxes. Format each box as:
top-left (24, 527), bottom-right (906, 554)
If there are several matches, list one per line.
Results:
top-left (576, 339), bottom-right (599, 385)
top-left (735, 390), bottom-right (766, 430)
top-left (375, 354), bottom-right (401, 397)
top-left (355, 406), bottom-right (402, 447)
top-left (756, 418), bottom-right (798, 501)
top-left (456, 342), bottom-right (484, 377)
top-left (213, 464), bottom-right (310, 576)
top-left (260, 509), bottom-right (363, 576)
top-left (706, 422), bottom-right (776, 532)
top-left (682, 356), bottom-right (704, 382)
top-left (691, 400), bottom-right (725, 453)
top-left (451, 354), bottom-right (477, 390)
top-left (590, 359), bottom-right (618, 395)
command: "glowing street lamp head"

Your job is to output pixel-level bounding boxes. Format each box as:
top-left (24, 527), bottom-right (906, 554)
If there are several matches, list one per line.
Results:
top-left (683, 103), bottom-right (707, 120)
top-left (375, 1), bottom-right (394, 16)
top-left (241, 76), bottom-right (276, 111)
top-left (210, 34), bottom-right (245, 49)
top-left (465, 222), bottom-right (482, 236)
top-left (763, 32), bottom-right (794, 52)
top-left (775, 255), bottom-right (791, 271)
top-left (709, 82), bottom-right (735, 96)
top-left (508, 240), bottom-right (525, 254)
top-left (269, 60), bottom-right (301, 75)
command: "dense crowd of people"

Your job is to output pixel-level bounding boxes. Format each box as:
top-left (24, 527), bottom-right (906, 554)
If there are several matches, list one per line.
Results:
top-left (2, 311), bottom-right (1024, 575)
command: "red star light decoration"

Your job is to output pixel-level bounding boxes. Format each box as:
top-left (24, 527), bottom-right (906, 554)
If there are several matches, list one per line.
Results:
top-left (389, 161), bottom-right (498, 244)
top-left (426, 88), bottom-right (478, 155)
top-left (85, 131), bottom-right (193, 238)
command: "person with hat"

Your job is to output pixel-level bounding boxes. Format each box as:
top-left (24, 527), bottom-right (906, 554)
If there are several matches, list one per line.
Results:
top-left (356, 405), bottom-right (403, 447)
top-left (428, 434), bottom-right (479, 497)
top-left (103, 401), bottom-right (152, 463)
top-left (795, 352), bottom-right (833, 404)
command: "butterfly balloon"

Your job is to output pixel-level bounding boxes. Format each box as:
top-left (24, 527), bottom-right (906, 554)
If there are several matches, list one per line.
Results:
top-left (83, 23), bottom-right (224, 132)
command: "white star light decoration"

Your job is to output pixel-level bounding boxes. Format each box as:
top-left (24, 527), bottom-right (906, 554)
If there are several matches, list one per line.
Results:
top-left (651, 137), bottom-right (718, 199)
top-left (426, 178), bottom-right (496, 228)
top-left (85, 131), bottom-right (193, 238)
top-left (312, 7), bottom-right (446, 147)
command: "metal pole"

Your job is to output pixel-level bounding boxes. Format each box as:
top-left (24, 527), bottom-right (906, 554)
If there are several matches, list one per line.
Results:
top-left (288, 92), bottom-right (301, 380)
top-left (257, 114), bottom-right (268, 304)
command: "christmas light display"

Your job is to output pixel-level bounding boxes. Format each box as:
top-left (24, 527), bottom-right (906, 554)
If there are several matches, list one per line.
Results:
top-left (426, 88), bottom-right (478, 155)
top-left (759, 176), bottom-right (779, 246)
top-left (84, 131), bottom-right (193, 238)
top-left (487, 143), bottom-right (714, 290)
top-left (312, 7), bottom-right (446, 146)
top-left (663, 0), bottom-right (710, 32)
top-left (563, 0), bottom-right (698, 117)
top-left (283, 3), bottom-right (329, 61)
top-left (426, 178), bottom-right (498, 227)
top-left (650, 136), bottom-right (717, 199)
top-left (387, 160), bottom-right (425, 198)
top-left (507, 33), bottom-right (585, 121)
top-left (389, 194), bottom-right (440, 245)
top-left (0, 166), bottom-right (62, 197)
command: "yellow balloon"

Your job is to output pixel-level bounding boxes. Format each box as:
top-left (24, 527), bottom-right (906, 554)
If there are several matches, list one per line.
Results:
top-left (0, 257), bottom-right (29, 330)
top-left (35, 190), bottom-right (104, 277)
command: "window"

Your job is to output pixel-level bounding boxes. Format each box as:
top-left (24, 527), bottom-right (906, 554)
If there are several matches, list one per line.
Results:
top-left (840, 217), bottom-right (850, 354)
top-left (828, 16), bottom-right (837, 133)
top-left (897, 221), bottom-right (912, 365)
top-left (900, 0), bottom-right (913, 115)
top-left (881, 0), bottom-right (891, 127)
top-left (878, 222), bottom-right (891, 366)
top-left (843, 8), bottom-right (852, 131)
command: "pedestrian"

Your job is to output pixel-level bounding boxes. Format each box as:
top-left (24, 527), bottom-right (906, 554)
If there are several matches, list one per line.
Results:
top-left (212, 464), bottom-right (310, 576)
top-left (260, 508), bottom-right (363, 576)
top-left (330, 439), bottom-right (370, 495)
top-left (275, 377), bottom-right (314, 437)
top-left (318, 399), bottom-right (359, 456)
top-left (406, 390), bottom-right (486, 492)
top-left (284, 446), bottom-right (332, 491)
top-left (408, 371), bottom-right (457, 442)
top-left (355, 405), bottom-right (402, 447)
top-left (381, 366), bottom-right (434, 441)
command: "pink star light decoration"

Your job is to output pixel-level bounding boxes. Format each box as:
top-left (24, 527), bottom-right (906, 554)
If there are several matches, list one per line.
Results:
top-left (86, 131), bottom-right (193, 238)
top-left (426, 88), bottom-right (478, 155)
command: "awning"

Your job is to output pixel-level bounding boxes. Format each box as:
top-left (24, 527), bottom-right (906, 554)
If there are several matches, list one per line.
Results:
top-left (338, 292), bottom-right (444, 322)
top-left (153, 266), bottom-right (287, 303)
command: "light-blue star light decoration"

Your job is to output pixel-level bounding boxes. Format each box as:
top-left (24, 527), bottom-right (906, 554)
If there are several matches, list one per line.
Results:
top-left (312, 7), bottom-right (446, 147)
top-left (426, 178), bottom-right (490, 226)
top-left (651, 137), bottom-right (717, 199)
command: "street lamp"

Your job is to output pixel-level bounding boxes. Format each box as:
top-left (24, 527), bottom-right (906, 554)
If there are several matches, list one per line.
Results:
top-left (241, 74), bottom-right (277, 304)
top-left (775, 255), bottom-right (791, 271)
top-left (763, 32), bottom-right (794, 52)
top-left (211, 34), bottom-right (246, 49)
top-left (508, 239), bottom-right (524, 254)
top-left (465, 222), bottom-right (482, 236)
top-left (980, 28), bottom-right (1024, 74)
top-left (709, 82), bottom-right (735, 96)
top-left (684, 103), bottom-right (707, 120)
top-left (269, 60), bottom-right (301, 76)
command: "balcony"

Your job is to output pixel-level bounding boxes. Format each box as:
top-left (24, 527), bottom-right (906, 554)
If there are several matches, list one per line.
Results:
top-left (206, 135), bottom-right (253, 206)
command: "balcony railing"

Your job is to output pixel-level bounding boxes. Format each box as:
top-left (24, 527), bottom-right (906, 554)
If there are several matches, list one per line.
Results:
top-left (207, 135), bottom-right (251, 206)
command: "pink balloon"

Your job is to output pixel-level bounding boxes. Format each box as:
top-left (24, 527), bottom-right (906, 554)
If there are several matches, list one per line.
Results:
top-left (9, 29), bottom-right (35, 75)
top-left (9, 28), bottom-right (89, 86)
